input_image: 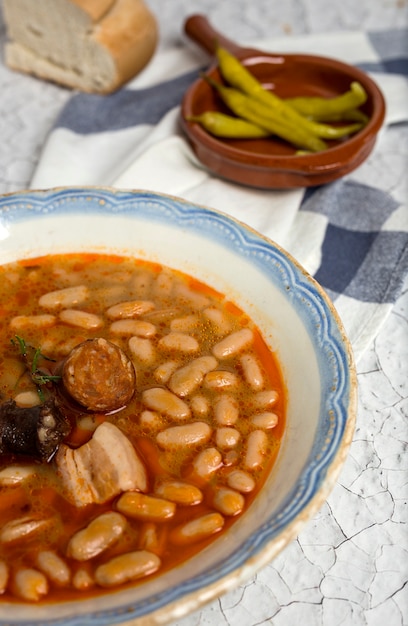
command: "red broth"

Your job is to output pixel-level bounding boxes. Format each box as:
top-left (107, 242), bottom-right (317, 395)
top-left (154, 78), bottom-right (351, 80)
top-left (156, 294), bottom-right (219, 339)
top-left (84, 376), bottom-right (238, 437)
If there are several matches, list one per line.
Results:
top-left (0, 253), bottom-right (285, 603)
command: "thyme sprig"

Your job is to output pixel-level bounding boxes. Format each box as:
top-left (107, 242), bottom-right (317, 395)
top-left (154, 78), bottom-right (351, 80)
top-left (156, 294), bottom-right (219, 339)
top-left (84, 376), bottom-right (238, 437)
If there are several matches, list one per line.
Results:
top-left (11, 335), bottom-right (61, 401)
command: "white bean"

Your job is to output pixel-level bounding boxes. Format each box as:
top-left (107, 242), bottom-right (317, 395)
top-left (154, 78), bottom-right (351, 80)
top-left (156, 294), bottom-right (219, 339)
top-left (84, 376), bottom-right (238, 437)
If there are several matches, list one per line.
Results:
top-left (142, 387), bottom-right (191, 420)
top-left (138, 523), bottom-right (164, 554)
top-left (36, 550), bottom-right (71, 586)
top-left (128, 336), bottom-right (156, 365)
top-left (0, 465), bottom-right (36, 486)
top-left (168, 355), bottom-right (218, 397)
top-left (106, 300), bottom-right (155, 319)
top-left (226, 469), bottom-right (256, 493)
top-left (59, 309), bottom-right (104, 329)
top-left (72, 566), bottom-right (94, 591)
top-left (4, 269), bottom-right (20, 285)
top-left (0, 357), bottom-right (25, 390)
top-left (0, 517), bottom-right (51, 544)
top-left (50, 267), bottom-right (79, 284)
top-left (139, 410), bottom-right (165, 431)
top-left (131, 270), bottom-right (153, 296)
top-left (93, 285), bottom-right (127, 307)
top-left (102, 270), bottom-right (132, 284)
top-left (76, 415), bottom-right (103, 433)
top-left (110, 319), bottom-right (156, 337)
top-left (170, 513), bottom-right (224, 545)
top-left (144, 308), bottom-right (179, 324)
top-left (253, 389), bottom-right (279, 409)
top-left (66, 512), bottom-right (127, 561)
top-left (212, 328), bottom-right (254, 359)
top-left (0, 560), bottom-right (9, 594)
top-left (10, 314), bottom-right (56, 330)
top-left (215, 427), bottom-right (241, 449)
top-left (39, 285), bottom-right (88, 309)
top-left (190, 394), bottom-right (210, 416)
top-left (13, 568), bottom-right (48, 601)
top-left (192, 447), bottom-right (222, 480)
top-left (95, 551), bottom-right (161, 587)
top-left (204, 370), bottom-right (238, 390)
top-left (223, 450), bottom-right (239, 466)
top-left (117, 492), bottom-right (176, 521)
top-left (154, 480), bottom-right (203, 506)
top-left (173, 283), bottom-right (210, 308)
top-left (170, 314), bottom-right (200, 332)
top-left (13, 390), bottom-right (41, 408)
top-left (158, 332), bottom-right (199, 353)
top-left (156, 422), bottom-right (212, 449)
top-left (153, 360), bottom-right (179, 384)
top-left (213, 487), bottom-right (245, 516)
top-left (250, 411), bottom-right (278, 429)
top-left (36, 338), bottom-right (55, 355)
top-left (244, 430), bottom-right (268, 471)
top-left (153, 270), bottom-right (174, 296)
top-left (240, 353), bottom-right (264, 390)
top-left (42, 336), bottom-right (86, 357)
top-left (202, 307), bottom-right (232, 334)
top-left (214, 394), bottom-right (239, 425)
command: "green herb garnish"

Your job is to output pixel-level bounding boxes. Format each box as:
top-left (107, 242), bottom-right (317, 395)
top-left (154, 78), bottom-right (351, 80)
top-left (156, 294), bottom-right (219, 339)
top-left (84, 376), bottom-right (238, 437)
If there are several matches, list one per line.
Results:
top-left (11, 335), bottom-right (61, 401)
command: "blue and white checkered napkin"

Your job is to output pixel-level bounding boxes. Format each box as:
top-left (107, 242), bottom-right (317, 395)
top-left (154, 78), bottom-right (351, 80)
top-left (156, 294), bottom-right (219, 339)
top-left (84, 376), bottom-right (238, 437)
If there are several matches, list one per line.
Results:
top-left (30, 28), bottom-right (408, 362)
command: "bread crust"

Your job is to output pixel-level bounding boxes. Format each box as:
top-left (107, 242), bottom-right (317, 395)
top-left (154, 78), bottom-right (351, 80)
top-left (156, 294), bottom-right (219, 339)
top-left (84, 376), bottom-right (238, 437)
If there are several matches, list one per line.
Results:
top-left (94, 0), bottom-right (159, 92)
top-left (70, 0), bottom-right (116, 22)
top-left (3, 0), bottom-right (158, 93)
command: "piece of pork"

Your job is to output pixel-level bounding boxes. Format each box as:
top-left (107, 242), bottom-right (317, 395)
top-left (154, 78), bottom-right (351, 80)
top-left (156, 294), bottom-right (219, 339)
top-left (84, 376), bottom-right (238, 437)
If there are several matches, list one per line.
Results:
top-left (56, 422), bottom-right (148, 507)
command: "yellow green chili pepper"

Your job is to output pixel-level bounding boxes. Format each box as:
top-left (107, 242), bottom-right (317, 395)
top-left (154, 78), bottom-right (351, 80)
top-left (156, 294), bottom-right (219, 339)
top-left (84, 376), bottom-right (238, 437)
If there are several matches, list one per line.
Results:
top-left (293, 108), bottom-right (369, 124)
top-left (215, 46), bottom-right (367, 140)
top-left (203, 75), bottom-right (327, 152)
top-left (284, 82), bottom-right (368, 121)
top-left (329, 109), bottom-right (369, 124)
top-left (186, 111), bottom-right (270, 138)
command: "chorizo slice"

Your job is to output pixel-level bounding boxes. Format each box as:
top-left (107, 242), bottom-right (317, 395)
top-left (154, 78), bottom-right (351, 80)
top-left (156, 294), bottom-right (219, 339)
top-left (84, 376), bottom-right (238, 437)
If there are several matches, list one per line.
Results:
top-left (62, 338), bottom-right (135, 412)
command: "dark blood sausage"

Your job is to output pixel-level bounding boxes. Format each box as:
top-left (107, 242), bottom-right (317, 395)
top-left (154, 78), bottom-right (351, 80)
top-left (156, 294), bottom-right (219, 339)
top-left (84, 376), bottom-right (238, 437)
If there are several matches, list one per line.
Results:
top-left (0, 397), bottom-right (71, 462)
top-left (61, 338), bottom-right (136, 412)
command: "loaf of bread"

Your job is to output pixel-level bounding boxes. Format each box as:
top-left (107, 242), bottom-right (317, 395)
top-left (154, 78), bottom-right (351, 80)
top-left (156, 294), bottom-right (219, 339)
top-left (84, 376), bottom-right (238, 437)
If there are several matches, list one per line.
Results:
top-left (2, 0), bottom-right (158, 93)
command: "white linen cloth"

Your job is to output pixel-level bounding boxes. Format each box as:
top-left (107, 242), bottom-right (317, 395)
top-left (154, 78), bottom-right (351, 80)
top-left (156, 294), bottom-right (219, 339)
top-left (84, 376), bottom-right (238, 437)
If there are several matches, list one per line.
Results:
top-left (30, 28), bottom-right (408, 362)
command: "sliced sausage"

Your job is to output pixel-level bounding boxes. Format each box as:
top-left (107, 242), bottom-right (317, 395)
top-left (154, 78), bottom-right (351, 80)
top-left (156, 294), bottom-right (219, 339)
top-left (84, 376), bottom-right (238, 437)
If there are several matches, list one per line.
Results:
top-left (61, 338), bottom-right (135, 412)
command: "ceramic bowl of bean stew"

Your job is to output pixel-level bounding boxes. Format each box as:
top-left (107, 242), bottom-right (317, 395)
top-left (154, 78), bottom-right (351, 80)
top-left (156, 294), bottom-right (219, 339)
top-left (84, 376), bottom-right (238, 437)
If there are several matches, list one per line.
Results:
top-left (0, 187), bottom-right (357, 625)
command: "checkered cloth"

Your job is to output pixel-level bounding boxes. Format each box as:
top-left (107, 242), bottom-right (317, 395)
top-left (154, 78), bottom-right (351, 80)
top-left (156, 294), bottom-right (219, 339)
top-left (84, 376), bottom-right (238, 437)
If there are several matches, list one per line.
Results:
top-left (30, 28), bottom-right (408, 362)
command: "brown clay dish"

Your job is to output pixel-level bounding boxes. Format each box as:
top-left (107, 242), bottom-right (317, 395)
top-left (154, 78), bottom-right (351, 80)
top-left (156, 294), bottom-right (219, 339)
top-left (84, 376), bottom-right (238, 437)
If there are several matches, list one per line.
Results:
top-left (181, 15), bottom-right (386, 189)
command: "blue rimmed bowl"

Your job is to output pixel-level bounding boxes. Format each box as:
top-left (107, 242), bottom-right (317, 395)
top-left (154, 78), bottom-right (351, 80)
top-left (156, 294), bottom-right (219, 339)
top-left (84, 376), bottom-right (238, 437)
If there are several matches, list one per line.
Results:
top-left (0, 187), bottom-right (357, 626)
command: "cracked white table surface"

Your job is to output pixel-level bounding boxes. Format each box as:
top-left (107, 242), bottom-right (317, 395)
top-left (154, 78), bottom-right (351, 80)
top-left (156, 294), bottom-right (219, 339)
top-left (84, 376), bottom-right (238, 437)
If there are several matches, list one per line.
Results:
top-left (0, 1), bottom-right (407, 625)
